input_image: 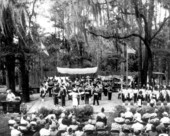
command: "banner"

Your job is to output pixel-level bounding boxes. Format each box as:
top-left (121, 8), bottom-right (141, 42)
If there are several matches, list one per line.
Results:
top-left (57, 67), bottom-right (98, 75)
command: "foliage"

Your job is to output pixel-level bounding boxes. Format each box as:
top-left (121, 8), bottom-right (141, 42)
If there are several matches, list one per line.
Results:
top-left (38, 105), bottom-right (93, 122)
top-left (66, 105), bottom-right (94, 122)
top-left (113, 105), bottom-right (126, 117)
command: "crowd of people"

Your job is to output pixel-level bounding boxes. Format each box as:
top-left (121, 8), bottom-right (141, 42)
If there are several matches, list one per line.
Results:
top-left (9, 107), bottom-right (107, 136)
top-left (119, 85), bottom-right (170, 106)
top-left (111, 107), bottom-right (170, 136)
top-left (39, 76), bottom-right (115, 107)
top-left (9, 106), bottom-right (170, 136)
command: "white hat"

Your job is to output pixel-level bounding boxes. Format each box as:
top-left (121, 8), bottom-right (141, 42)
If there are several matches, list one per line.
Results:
top-left (114, 117), bottom-right (125, 123)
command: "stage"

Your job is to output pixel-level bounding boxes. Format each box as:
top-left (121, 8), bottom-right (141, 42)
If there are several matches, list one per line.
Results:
top-left (27, 92), bottom-right (122, 113)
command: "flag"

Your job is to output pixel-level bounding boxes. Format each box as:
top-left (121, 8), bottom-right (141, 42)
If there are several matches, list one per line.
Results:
top-left (40, 42), bottom-right (49, 56)
top-left (127, 46), bottom-right (136, 54)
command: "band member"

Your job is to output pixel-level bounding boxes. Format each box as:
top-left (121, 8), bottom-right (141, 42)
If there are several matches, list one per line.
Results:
top-left (98, 82), bottom-right (103, 100)
top-left (103, 81), bottom-right (108, 96)
top-left (52, 84), bottom-right (60, 106)
top-left (59, 85), bottom-right (66, 107)
top-left (137, 91), bottom-right (144, 106)
top-left (107, 85), bottom-right (112, 100)
top-left (84, 83), bottom-right (91, 104)
top-left (47, 79), bottom-right (54, 97)
top-left (133, 87), bottom-right (138, 103)
top-left (93, 84), bottom-right (99, 105)
top-left (40, 84), bottom-right (46, 102)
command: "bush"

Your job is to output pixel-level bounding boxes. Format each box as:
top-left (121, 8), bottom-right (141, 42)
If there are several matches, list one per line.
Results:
top-left (140, 106), bottom-right (155, 115)
top-left (65, 105), bottom-right (93, 123)
top-left (53, 109), bottom-right (63, 119)
top-left (130, 107), bottom-right (136, 114)
top-left (38, 107), bottom-right (53, 117)
top-left (130, 101), bottom-right (134, 106)
top-left (142, 101), bottom-right (147, 106)
top-left (113, 105), bottom-right (126, 117)
top-left (164, 101), bottom-right (168, 106)
top-left (156, 101), bottom-right (161, 106)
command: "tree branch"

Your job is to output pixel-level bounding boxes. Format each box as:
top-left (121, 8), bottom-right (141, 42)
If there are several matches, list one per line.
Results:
top-left (87, 29), bottom-right (145, 42)
top-left (151, 16), bottom-right (170, 41)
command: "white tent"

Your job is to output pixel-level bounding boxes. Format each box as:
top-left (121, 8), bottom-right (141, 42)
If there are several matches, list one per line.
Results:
top-left (57, 67), bottom-right (98, 75)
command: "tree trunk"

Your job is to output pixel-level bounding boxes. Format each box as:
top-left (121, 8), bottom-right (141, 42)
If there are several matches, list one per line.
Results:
top-left (19, 55), bottom-right (30, 102)
top-left (5, 55), bottom-right (15, 92)
top-left (138, 38), bottom-right (142, 87)
top-left (2, 66), bottom-right (6, 85)
top-left (141, 40), bottom-right (153, 87)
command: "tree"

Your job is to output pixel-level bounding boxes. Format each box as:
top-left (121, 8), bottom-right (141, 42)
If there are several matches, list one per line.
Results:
top-left (87, 0), bottom-right (170, 86)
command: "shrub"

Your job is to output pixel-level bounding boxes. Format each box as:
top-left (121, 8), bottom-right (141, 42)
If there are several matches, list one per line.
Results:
top-left (130, 107), bottom-right (136, 114)
top-left (53, 109), bottom-right (63, 119)
top-left (156, 101), bottom-right (161, 106)
top-left (65, 105), bottom-right (93, 123)
top-left (38, 107), bottom-right (52, 117)
top-left (142, 101), bottom-right (147, 106)
top-left (164, 101), bottom-right (168, 106)
top-left (130, 101), bottom-right (134, 106)
top-left (140, 106), bottom-right (155, 115)
top-left (125, 101), bottom-right (128, 106)
top-left (113, 105), bottom-right (126, 117)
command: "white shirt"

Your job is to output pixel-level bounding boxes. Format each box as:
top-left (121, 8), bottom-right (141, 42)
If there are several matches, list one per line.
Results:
top-left (160, 117), bottom-right (170, 124)
top-left (133, 112), bottom-right (141, 120)
top-left (133, 89), bottom-right (138, 94)
top-left (39, 128), bottom-right (50, 136)
top-left (11, 129), bottom-right (22, 136)
top-left (131, 122), bottom-right (144, 131)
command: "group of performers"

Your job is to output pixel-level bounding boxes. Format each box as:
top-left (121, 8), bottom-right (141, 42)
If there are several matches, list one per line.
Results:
top-left (39, 77), bottom-right (115, 107)
top-left (119, 85), bottom-right (170, 106)
top-left (40, 76), bottom-right (170, 107)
